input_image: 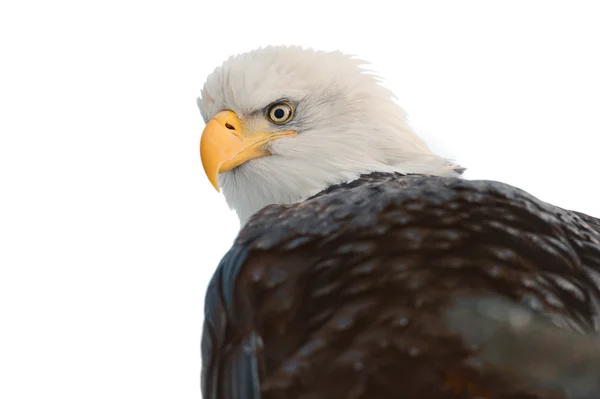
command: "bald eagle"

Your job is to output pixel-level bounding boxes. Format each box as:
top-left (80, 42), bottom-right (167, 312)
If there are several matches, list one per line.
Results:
top-left (197, 46), bottom-right (600, 399)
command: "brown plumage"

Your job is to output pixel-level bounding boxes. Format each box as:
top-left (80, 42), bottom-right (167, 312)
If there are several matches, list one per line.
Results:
top-left (444, 296), bottom-right (600, 398)
top-left (201, 173), bottom-right (600, 399)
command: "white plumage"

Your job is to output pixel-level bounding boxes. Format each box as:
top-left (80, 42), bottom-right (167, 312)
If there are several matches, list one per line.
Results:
top-left (198, 46), bottom-right (460, 225)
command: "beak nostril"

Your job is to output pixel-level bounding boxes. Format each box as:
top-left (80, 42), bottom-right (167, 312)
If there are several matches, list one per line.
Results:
top-left (225, 122), bottom-right (235, 131)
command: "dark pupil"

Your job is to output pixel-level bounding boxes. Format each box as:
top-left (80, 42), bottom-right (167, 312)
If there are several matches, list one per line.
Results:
top-left (273, 108), bottom-right (285, 120)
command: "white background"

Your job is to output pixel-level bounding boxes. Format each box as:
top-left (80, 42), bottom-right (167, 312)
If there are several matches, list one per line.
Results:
top-left (1, 1), bottom-right (599, 398)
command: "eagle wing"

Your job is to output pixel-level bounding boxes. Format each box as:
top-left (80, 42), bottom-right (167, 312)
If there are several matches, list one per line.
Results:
top-left (201, 174), bottom-right (600, 399)
top-left (201, 245), bottom-right (262, 399)
top-left (444, 295), bottom-right (600, 398)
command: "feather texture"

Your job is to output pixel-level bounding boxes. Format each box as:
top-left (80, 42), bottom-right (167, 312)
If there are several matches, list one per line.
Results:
top-left (198, 47), bottom-right (461, 225)
top-left (444, 296), bottom-right (600, 399)
top-left (202, 173), bottom-right (600, 399)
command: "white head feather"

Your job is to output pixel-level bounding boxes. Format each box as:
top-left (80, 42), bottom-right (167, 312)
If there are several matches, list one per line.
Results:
top-left (198, 46), bottom-right (461, 226)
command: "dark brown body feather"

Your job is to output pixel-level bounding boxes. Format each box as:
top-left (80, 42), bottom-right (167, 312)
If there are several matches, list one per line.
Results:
top-left (201, 173), bottom-right (600, 399)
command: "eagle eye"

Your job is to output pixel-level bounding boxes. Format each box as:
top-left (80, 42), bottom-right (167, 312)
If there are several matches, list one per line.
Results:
top-left (267, 102), bottom-right (294, 125)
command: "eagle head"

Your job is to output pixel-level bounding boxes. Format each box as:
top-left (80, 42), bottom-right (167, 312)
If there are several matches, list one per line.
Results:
top-left (198, 46), bottom-right (460, 225)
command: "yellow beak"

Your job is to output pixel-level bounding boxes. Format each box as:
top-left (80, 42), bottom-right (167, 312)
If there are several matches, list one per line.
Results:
top-left (200, 110), bottom-right (296, 191)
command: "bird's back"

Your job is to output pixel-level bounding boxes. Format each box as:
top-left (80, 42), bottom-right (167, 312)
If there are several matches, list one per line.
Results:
top-left (202, 173), bottom-right (600, 399)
